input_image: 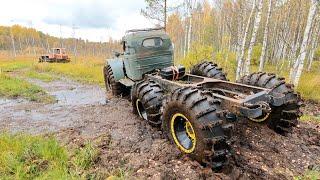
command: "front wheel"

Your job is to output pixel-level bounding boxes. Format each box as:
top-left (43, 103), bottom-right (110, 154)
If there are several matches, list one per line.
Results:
top-left (103, 64), bottom-right (125, 96)
top-left (131, 79), bottom-right (164, 126)
top-left (162, 87), bottom-right (233, 170)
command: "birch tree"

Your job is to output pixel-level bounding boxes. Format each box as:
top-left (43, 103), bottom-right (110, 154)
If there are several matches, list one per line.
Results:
top-left (10, 26), bottom-right (16, 58)
top-left (307, 15), bottom-right (320, 71)
top-left (243, 0), bottom-right (263, 75)
top-left (290, 0), bottom-right (319, 86)
top-left (186, 0), bottom-right (196, 52)
top-left (236, 0), bottom-right (256, 80)
top-left (259, 0), bottom-right (273, 72)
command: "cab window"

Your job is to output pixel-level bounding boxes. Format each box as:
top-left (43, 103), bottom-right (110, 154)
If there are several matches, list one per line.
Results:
top-left (142, 38), bottom-right (163, 48)
top-left (54, 49), bottom-right (60, 54)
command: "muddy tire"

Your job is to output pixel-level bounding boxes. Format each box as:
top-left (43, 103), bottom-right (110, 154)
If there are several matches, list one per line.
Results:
top-left (162, 87), bottom-right (233, 170)
top-left (190, 61), bottom-right (228, 80)
top-left (238, 72), bottom-right (303, 134)
top-left (103, 64), bottom-right (124, 96)
top-left (131, 79), bottom-right (164, 126)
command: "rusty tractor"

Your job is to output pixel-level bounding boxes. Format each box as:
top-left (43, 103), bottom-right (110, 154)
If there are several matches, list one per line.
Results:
top-left (39, 48), bottom-right (70, 63)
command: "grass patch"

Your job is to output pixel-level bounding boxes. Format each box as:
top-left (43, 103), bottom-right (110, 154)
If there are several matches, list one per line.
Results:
top-left (0, 73), bottom-right (54, 103)
top-left (0, 133), bottom-right (69, 179)
top-left (25, 71), bottom-right (57, 82)
top-left (107, 168), bottom-right (132, 180)
top-left (295, 170), bottom-right (320, 180)
top-left (297, 72), bottom-right (320, 102)
top-left (70, 143), bottom-right (99, 176)
top-left (0, 59), bottom-right (34, 72)
top-left (300, 115), bottom-right (320, 124)
top-left (32, 57), bottom-right (105, 86)
top-left (0, 133), bottom-right (105, 179)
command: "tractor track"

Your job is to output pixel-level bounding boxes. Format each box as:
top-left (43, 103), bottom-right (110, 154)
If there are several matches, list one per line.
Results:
top-left (0, 77), bottom-right (319, 179)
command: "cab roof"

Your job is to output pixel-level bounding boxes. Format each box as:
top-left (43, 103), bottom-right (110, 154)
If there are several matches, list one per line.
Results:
top-left (122, 28), bottom-right (170, 42)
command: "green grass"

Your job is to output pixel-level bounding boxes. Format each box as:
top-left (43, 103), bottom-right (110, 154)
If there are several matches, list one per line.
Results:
top-left (25, 71), bottom-right (57, 82)
top-left (0, 59), bottom-right (34, 72)
top-left (107, 168), bottom-right (131, 180)
top-left (0, 133), bottom-right (104, 180)
top-left (32, 57), bottom-right (105, 86)
top-left (0, 73), bottom-right (54, 103)
top-left (295, 170), bottom-right (320, 180)
top-left (0, 133), bottom-right (69, 179)
top-left (70, 143), bottom-right (99, 176)
top-left (300, 115), bottom-right (320, 123)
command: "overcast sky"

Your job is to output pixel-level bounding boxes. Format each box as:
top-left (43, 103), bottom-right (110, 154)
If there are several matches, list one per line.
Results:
top-left (0, 0), bottom-right (161, 42)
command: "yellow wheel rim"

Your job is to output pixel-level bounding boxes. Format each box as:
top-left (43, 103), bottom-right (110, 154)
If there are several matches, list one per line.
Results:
top-left (170, 113), bottom-right (196, 153)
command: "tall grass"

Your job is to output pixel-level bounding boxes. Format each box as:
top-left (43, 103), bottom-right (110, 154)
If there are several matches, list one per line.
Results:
top-left (32, 57), bottom-right (105, 86)
top-left (0, 133), bottom-right (69, 179)
top-left (0, 133), bottom-right (103, 179)
top-left (0, 58), bottom-right (34, 72)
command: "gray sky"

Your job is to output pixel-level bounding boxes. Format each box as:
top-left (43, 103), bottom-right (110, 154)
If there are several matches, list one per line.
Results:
top-left (0, 0), bottom-right (158, 41)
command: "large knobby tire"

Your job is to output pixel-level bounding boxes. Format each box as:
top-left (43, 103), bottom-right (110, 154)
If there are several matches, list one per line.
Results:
top-left (238, 72), bottom-right (303, 134)
top-left (103, 64), bottom-right (124, 96)
top-left (131, 79), bottom-right (164, 126)
top-left (162, 87), bottom-right (233, 170)
top-left (191, 61), bottom-right (228, 80)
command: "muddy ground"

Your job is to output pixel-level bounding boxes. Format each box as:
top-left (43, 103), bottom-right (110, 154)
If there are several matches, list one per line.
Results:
top-left (0, 77), bottom-right (319, 179)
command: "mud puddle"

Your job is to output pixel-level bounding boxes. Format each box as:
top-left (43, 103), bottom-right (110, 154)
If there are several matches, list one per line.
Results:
top-left (0, 77), bottom-right (319, 179)
top-left (0, 78), bottom-right (106, 133)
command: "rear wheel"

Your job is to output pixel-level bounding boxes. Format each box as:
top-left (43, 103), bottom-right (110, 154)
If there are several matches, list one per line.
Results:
top-left (131, 79), bottom-right (164, 126)
top-left (238, 72), bottom-right (303, 134)
top-left (162, 87), bottom-right (233, 170)
top-left (103, 64), bottom-right (124, 96)
top-left (191, 61), bottom-right (228, 80)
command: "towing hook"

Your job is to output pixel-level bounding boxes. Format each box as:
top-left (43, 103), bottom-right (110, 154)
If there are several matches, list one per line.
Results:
top-left (259, 101), bottom-right (272, 114)
top-left (240, 102), bottom-right (271, 120)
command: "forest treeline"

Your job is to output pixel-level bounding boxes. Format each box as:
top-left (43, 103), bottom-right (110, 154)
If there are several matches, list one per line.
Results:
top-left (0, 25), bottom-right (120, 58)
top-left (0, 0), bottom-right (319, 87)
top-left (143, 0), bottom-right (320, 86)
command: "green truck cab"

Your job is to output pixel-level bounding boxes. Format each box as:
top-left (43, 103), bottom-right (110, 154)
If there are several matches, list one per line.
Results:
top-left (104, 28), bottom-right (174, 92)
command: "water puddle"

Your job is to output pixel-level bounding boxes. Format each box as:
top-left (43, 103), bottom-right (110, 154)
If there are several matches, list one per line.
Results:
top-left (29, 78), bottom-right (106, 106)
top-left (0, 78), bottom-right (107, 133)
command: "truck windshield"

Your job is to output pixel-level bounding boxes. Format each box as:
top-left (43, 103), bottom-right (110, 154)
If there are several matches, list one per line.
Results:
top-left (142, 38), bottom-right (163, 48)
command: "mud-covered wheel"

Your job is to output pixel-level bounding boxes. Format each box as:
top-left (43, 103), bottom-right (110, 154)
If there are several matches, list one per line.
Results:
top-left (131, 79), bottom-right (164, 126)
top-left (162, 87), bottom-right (233, 170)
top-left (103, 64), bottom-right (124, 96)
top-left (238, 72), bottom-right (303, 134)
top-left (191, 61), bottom-right (228, 80)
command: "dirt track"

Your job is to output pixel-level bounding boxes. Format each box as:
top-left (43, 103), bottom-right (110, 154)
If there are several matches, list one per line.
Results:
top-left (0, 78), bottom-right (319, 179)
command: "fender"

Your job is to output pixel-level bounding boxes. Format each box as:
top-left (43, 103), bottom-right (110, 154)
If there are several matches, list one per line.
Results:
top-left (106, 59), bottom-right (125, 81)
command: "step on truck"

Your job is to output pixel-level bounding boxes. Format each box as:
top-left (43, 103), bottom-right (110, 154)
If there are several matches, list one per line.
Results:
top-left (103, 28), bottom-right (303, 170)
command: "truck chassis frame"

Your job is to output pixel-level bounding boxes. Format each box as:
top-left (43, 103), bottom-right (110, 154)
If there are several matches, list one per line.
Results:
top-left (146, 73), bottom-right (287, 120)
